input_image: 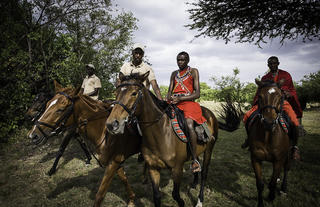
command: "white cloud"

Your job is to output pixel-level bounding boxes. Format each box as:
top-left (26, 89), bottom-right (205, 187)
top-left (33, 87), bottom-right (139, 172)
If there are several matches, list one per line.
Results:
top-left (115, 0), bottom-right (320, 86)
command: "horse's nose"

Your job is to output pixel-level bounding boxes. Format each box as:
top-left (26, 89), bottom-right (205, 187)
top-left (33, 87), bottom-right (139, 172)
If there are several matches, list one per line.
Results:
top-left (107, 120), bottom-right (119, 132)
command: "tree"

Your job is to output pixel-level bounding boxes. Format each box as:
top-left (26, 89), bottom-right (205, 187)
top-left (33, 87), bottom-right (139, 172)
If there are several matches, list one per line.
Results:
top-left (296, 70), bottom-right (320, 109)
top-left (187, 0), bottom-right (320, 46)
top-left (0, 0), bottom-right (137, 142)
top-left (210, 68), bottom-right (257, 112)
top-left (199, 82), bottom-right (217, 101)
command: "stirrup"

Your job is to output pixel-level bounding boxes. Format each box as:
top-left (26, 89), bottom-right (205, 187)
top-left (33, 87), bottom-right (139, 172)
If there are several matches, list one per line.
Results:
top-left (190, 160), bottom-right (201, 173)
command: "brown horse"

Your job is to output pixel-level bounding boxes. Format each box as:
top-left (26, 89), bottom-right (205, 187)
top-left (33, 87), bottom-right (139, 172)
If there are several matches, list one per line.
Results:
top-left (25, 88), bottom-right (92, 175)
top-left (248, 79), bottom-right (291, 207)
top-left (27, 82), bottom-right (142, 207)
top-left (106, 72), bottom-right (240, 207)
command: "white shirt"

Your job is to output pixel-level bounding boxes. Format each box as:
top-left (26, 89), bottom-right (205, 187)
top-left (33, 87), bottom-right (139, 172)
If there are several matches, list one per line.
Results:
top-left (120, 62), bottom-right (156, 89)
top-left (81, 74), bottom-right (101, 100)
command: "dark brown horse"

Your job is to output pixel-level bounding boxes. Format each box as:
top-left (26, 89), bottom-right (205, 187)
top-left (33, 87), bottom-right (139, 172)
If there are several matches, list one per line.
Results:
top-left (27, 82), bottom-right (142, 207)
top-left (25, 82), bottom-right (92, 175)
top-left (106, 72), bottom-right (240, 207)
top-left (248, 79), bottom-right (291, 207)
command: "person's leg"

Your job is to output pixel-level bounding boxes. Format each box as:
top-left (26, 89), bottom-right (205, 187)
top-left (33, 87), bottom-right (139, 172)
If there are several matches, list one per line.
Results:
top-left (186, 118), bottom-right (201, 172)
top-left (283, 101), bottom-right (300, 160)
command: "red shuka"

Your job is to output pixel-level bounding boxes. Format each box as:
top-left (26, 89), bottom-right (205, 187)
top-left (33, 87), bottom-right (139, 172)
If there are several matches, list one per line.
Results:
top-left (253, 69), bottom-right (303, 118)
top-left (173, 67), bottom-right (206, 124)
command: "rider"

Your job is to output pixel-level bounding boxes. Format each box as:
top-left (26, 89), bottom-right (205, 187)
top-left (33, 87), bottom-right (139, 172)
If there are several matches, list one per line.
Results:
top-left (242, 56), bottom-right (303, 160)
top-left (80, 64), bottom-right (101, 100)
top-left (118, 43), bottom-right (163, 100)
top-left (167, 51), bottom-right (206, 173)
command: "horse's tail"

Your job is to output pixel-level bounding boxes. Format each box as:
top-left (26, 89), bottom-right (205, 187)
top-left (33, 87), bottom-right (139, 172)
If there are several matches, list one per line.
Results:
top-left (218, 102), bottom-right (242, 132)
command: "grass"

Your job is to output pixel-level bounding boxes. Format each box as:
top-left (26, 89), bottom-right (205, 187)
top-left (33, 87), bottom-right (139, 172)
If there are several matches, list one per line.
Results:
top-left (0, 106), bottom-right (319, 207)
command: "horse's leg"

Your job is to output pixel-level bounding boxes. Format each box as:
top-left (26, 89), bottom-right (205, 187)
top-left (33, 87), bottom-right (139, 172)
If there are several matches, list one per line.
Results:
top-left (93, 160), bottom-right (120, 207)
top-left (171, 166), bottom-right (185, 207)
top-left (196, 143), bottom-right (214, 207)
top-left (149, 168), bottom-right (161, 207)
top-left (48, 131), bottom-right (73, 176)
top-left (280, 157), bottom-right (289, 195)
top-left (191, 172), bottom-right (199, 189)
top-left (74, 136), bottom-right (92, 164)
top-left (142, 162), bottom-right (149, 184)
top-left (116, 166), bottom-right (135, 207)
top-left (251, 158), bottom-right (264, 207)
top-left (268, 160), bottom-right (283, 201)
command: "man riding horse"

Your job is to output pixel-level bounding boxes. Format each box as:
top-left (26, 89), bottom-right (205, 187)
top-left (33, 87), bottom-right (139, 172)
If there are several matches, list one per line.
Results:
top-left (167, 51), bottom-right (206, 173)
top-left (242, 56), bottom-right (304, 160)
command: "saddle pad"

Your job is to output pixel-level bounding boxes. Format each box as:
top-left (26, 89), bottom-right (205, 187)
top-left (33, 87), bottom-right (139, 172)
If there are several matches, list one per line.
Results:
top-left (171, 116), bottom-right (188, 143)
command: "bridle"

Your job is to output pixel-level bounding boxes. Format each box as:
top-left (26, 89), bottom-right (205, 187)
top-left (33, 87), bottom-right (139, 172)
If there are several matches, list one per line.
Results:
top-left (257, 88), bottom-right (285, 132)
top-left (34, 92), bottom-right (75, 138)
top-left (112, 82), bottom-right (167, 135)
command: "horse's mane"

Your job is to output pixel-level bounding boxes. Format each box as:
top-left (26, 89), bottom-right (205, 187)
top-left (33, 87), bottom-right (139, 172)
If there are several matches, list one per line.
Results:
top-left (147, 90), bottom-right (169, 111)
top-left (121, 73), bottom-right (142, 82)
top-left (78, 94), bottom-right (112, 113)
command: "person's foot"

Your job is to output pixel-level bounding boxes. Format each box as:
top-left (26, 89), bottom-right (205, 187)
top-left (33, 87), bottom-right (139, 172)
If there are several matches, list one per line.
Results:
top-left (292, 146), bottom-right (301, 161)
top-left (191, 160), bottom-right (201, 173)
top-left (241, 139), bottom-right (249, 149)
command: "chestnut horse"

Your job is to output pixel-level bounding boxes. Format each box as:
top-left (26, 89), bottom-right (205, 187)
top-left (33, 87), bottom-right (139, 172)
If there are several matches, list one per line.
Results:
top-left (25, 85), bottom-right (92, 175)
top-left (248, 80), bottom-right (291, 207)
top-left (106, 72), bottom-right (240, 207)
top-left (27, 82), bottom-right (141, 207)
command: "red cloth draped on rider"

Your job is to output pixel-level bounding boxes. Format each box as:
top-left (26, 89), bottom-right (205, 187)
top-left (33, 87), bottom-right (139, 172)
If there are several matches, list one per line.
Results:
top-left (243, 69), bottom-right (302, 126)
top-left (173, 67), bottom-right (206, 124)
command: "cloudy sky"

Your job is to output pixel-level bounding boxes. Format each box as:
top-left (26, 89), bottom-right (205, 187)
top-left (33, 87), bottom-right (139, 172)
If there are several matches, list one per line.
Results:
top-left (115, 0), bottom-right (320, 87)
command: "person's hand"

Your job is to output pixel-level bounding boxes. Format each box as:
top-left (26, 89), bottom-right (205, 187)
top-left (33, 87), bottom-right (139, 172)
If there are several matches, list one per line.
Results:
top-left (283, 90), bottom-right (292, 99)
top-left (171, 96), bottom-right (180, 104)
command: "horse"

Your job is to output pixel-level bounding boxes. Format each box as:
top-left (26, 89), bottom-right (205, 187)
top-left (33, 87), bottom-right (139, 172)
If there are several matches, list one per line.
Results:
top-left (25, 83), bottom-right (92, 175)
top-left (106, 72), bottom-right (240, 207)
top-left (27, 81), bottom-right (142, 207)
top-left (248, 79), bottom-right (291, 207)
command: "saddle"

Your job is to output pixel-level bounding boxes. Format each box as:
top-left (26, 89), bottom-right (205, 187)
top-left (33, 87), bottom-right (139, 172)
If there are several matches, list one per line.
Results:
top-left (168, 104), bottom-right (212, 143)
top-left (246, 110), bottom-right (293, 136)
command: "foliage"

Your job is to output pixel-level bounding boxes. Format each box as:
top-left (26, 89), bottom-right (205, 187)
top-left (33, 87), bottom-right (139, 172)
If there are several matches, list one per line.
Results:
top-left (199, 82), bottom-right (218, 101)
top-left (187, 0), bottom-right (320, 46)
top-left (210, 68), bottom-right (257, 111)
top-left (0, 0), bottom-right (137, 141)
top-left (160, 85), bottom-right (169, 99)
top-left (296, 70), bottom-right (320, 109)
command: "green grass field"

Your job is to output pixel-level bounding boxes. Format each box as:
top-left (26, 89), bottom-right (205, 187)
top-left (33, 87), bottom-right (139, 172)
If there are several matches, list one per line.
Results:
top-left (0, 107), bottom-right (319, 207)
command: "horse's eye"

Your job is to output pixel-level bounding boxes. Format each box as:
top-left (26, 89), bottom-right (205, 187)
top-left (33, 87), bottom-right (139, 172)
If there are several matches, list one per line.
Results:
top-left (131, 92), bottom-right (137, 96)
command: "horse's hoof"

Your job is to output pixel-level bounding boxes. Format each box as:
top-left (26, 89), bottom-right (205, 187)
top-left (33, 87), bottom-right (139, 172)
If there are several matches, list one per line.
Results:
top-left (195, 198), bottom-right (202, 207)
top-left (127, 200), bottom-right (135, 207)
top-left (280, 191), bottom-right (287, 196)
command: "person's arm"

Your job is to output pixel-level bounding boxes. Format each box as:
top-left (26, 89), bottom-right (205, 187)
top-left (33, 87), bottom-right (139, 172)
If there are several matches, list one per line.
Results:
top-left (150, 80), bottom-right (163, 100)
top-left (167, 71), bottom-right (176, 102)
top-left (171, 68), bottom-right (200, 104)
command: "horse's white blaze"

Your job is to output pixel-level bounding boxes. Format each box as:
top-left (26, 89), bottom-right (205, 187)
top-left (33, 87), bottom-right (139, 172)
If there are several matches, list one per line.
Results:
top-left (195, 198), bottom-right (202, 207)
top-left (121, 87), bottom-right (127, 91)
top-left (38, 99), bottom-right (58, 121)
top-left (28, 125), bottom-right (37, 138)
top-left (268, 88), bottom-right (276, 94)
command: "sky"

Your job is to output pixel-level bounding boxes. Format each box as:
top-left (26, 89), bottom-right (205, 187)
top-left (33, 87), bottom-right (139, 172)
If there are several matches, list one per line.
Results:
top-left (115, 0), bottom-right (320, 87)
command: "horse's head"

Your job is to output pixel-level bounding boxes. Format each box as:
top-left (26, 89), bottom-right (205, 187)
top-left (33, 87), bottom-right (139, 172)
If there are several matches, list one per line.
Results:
top-left (25, 92), bottom-right (52, 122)
top-left (27, 81), bottom-right (80, 145)
top-left (255, 79), bottom-right (284, 131)
top-left (106, 72), bottom-right (148, 135)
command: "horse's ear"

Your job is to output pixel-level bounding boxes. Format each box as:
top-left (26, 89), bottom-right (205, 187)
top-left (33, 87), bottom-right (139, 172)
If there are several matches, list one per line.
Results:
top-left (278, 79), bottom-right (285, 87)
top-left (119, 72), bottom-right (125, 82)
top-left (54, 80), bottom-right (63, 92)
top-left (140, 71), bottom-right (150, 83)
top-left (255, 78), bottom-right (262, 87)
